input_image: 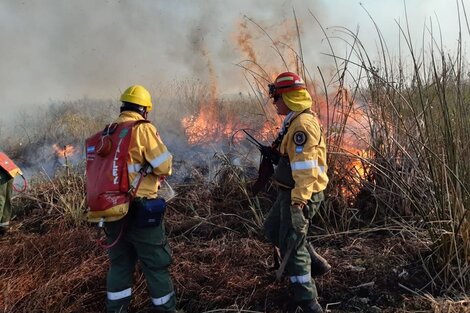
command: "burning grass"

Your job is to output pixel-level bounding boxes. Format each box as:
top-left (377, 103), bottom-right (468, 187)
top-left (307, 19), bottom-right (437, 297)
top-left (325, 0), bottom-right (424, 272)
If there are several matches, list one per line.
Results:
top-left (1, 160), bottom-right (468, 313)
top-left (1, 6), bottom-right (469, 312)
top-left (0, 99), bottom-right (115, 177)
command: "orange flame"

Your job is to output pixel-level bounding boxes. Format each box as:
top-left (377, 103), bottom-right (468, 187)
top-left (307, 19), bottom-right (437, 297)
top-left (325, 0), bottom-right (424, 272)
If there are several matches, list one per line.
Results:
top-left (182, 107), bottom-right (241, 145)
top-left (181, 40), bottom-right (279, 145)
top-left (181, 46), bottom-right (243, 145)
top-left (233, 18), bottom-right (303, 83)
top-left (52, 144), bottom-right (77, 158)
top-left (322, 88), bottom-right (371, 200)
top-left (232, 18), bottom-right (374, 202)
top-left (184, 18), bottom-right (371, 203)
top-left (236, 20), bottom-right (258, 64)
top-left (182, 105), bottom-right (279, 145)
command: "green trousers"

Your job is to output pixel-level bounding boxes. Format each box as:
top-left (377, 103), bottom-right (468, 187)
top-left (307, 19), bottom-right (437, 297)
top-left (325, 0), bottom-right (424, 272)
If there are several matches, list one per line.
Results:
top-left (263, 188), bottom-right (324, 302)
top-left (105, 215), bottom-right (175, 313)
top-left (0, 180), bottom-right (13, 228)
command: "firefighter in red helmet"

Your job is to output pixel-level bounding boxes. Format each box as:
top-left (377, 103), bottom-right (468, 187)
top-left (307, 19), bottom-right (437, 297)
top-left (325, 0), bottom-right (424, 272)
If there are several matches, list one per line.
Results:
top-left (263, 72), bottom-right (330, 313)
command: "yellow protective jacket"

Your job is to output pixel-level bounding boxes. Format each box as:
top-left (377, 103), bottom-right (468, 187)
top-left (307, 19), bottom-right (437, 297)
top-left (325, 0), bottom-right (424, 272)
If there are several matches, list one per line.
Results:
top-left (115, 111), bottom-right (172, 198)
top-left (276, 111), bottom-right (328, 205)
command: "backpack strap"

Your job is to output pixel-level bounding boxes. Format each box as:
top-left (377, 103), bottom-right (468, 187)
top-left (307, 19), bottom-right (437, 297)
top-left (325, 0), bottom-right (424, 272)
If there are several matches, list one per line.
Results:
top-left (272, 109), bottom-right (312, 148)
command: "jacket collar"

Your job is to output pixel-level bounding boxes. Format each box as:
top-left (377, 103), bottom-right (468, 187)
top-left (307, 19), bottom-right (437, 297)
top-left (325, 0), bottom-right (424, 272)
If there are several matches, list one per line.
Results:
top-left (117, 111), bottom-right (145, 122)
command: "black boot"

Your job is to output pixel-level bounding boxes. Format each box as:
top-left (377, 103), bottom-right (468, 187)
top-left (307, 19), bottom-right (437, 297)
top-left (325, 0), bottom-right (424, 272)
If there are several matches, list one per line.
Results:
top-left (299, 299), bottom-right (324, 313)
top-left (307, 243), bottom-right (331, 277)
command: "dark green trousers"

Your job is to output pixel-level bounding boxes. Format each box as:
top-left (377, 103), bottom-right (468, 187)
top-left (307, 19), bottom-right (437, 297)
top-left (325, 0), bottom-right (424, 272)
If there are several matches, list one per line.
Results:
top-left (105, 216), bottom-right (175, 313)
top-left (0, 180), bottom-right (13, 228)
top-left (263, 188), bottom-right (324, 302)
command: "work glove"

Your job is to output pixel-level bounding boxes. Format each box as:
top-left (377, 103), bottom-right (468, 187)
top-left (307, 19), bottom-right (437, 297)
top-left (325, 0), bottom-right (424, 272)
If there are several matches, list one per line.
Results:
top-left (290, 204), bottom-right (308, 237)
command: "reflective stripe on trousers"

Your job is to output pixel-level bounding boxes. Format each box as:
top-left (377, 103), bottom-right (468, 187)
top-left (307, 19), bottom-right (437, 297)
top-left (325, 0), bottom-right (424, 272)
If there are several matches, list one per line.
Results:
top-left (290, 273), bottom-right (311, 284)
top-left (107, 288), bottom-right (132, 300)
top-left (151, 291), bottom-right (175, 306)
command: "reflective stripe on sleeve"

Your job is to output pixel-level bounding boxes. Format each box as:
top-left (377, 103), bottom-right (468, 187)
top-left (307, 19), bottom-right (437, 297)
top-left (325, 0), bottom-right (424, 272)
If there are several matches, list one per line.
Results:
top-left (149, 151), bottom-right (171, 168)
top-left (107, 288), bottom-right (132, 300)
top-left (291, 159), bottom-right (318, 171)
top-left (289, 273), bottom-right (311, 284)
top-left (152, 291), bottom-right (175, 306)
top-left (128, 163), bottom-right (143, 174)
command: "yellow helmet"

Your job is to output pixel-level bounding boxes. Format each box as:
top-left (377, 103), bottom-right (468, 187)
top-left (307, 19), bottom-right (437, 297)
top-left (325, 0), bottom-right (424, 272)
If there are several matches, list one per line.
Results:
top-left (120, 85), bottom-right (153, 111)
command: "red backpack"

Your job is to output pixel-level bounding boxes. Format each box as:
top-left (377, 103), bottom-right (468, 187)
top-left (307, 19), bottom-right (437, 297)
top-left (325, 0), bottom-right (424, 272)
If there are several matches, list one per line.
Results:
top-left (0, 152), bottom-right (22, 179)
top-left (85, 120), bottom-right (148, 223)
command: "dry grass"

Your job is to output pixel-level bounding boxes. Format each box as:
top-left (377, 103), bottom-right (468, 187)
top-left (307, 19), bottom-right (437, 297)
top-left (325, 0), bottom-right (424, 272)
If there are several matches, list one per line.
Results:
top-left (0, 6), bottom-right (469, 312)
top-left (1, 160), bottom-right (469, 313)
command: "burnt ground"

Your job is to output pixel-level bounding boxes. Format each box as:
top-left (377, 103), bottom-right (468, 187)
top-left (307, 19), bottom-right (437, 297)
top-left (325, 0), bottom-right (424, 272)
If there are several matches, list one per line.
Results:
top-left (0, 177), bottom-right (469, 313)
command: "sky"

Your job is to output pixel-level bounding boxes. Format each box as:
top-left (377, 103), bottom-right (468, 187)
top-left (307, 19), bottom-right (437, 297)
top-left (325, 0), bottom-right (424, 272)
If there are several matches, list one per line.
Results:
top-left (0, 0), bottom-right (466, 120)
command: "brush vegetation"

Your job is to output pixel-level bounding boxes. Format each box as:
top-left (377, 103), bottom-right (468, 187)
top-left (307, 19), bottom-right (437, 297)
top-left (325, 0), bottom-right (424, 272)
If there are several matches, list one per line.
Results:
top-left (0, 5), bottom-right (469, 313)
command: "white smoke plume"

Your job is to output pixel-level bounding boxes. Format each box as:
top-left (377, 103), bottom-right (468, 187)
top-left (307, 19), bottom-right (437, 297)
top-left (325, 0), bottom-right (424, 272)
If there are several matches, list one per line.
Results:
top-left (0, 0), bottom-right (463, 119)
top-left (0, 0), bottom-right (465, 180)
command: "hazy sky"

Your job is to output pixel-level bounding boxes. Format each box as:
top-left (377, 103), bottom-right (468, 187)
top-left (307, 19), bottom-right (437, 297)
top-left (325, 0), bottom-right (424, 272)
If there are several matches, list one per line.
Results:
top-left (0, 0), bottom-right (466, 118)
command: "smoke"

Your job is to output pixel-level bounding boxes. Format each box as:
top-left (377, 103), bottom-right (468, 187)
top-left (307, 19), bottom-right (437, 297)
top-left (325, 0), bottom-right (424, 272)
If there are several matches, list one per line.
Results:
top-left (0, 0), bottom-right (465, 119)
top-left (0, 0), bottom-right (466, 184)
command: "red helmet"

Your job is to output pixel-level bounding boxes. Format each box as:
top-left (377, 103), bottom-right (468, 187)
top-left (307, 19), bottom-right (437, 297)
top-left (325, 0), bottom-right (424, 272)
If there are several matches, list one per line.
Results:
top-left (268, 72), bottom-right (306, 98)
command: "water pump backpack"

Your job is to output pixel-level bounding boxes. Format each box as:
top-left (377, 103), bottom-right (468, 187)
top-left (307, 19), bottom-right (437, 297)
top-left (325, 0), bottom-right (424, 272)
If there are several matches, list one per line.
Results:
top-left (0, 152), bottom-right (23, 183)
top-left (85, 120), bottom-right (149, 222)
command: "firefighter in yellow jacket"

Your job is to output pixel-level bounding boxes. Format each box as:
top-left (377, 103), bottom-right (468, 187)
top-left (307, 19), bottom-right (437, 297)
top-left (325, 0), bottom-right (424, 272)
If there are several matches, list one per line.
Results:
top-left (0, 171), bottom-right (13, 235)
top-left (0, 152), bottom-right (22, 236)
top-left (104, 85), bottom-right (176, 313)
top-left (263, 72), bottom-right (329, 313)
